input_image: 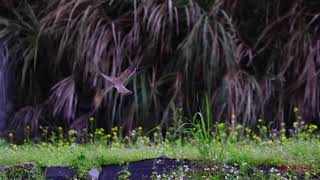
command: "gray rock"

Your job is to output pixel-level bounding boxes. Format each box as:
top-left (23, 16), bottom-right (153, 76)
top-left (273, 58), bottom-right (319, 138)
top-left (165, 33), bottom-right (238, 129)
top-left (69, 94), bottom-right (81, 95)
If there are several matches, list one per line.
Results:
top-left (0, 162), bottom-right (37, 179)
top-left (0, 162), bottom-right (37, 172)
top-left (45, 166), bottom-right (77, 180)
top-left (87, 167), bottom-right (100, 180)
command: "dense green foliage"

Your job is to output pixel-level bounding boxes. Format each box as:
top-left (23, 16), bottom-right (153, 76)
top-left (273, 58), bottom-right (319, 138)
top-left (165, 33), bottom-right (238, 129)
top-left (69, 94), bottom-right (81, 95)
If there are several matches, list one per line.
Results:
top-left (0, 0), bottom-right (319, 135)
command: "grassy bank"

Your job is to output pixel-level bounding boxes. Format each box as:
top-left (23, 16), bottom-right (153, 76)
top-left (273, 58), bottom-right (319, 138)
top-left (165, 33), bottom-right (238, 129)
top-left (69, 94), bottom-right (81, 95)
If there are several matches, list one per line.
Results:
top-left (1, 136), bottom-right (320, 177)
top-left (1, 112), bottom-right (320, 178)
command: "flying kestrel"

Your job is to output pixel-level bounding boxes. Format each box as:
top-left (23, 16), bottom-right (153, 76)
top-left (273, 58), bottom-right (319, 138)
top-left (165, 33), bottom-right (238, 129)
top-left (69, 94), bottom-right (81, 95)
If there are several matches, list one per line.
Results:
top-left (100, 60), bottom-right (141, 95)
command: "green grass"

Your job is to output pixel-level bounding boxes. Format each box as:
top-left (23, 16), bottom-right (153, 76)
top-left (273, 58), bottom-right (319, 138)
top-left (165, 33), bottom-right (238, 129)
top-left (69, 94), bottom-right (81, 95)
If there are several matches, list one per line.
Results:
top-left (0, 141), bottom-right (199, 177)
top-left (223, 140), bottom-right (320, 169)
top-left (1, 111), bottom-right (320, 178)
top-left (1, 138), bottom-right (320, 177)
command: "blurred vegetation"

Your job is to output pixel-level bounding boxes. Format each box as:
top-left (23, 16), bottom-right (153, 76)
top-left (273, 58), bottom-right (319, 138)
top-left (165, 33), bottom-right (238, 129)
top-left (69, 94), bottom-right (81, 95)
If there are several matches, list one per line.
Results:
top-left (0, 0), bottom-right (319, 137)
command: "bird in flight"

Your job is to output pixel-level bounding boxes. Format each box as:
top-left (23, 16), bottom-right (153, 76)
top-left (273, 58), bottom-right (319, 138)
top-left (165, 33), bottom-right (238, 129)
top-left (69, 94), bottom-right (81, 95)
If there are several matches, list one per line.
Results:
top-left (99, 59), bottom-right (141, 95)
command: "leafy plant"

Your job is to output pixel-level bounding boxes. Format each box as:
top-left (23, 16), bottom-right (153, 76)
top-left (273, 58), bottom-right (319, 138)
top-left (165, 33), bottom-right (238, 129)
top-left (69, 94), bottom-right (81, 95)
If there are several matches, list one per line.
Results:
top-left (0, 0), bottom-right (319, 136)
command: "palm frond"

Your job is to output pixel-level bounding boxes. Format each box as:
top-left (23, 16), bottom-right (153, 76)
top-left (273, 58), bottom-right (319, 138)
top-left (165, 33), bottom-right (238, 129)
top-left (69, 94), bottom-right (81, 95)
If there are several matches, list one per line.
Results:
top-left (49, 76), bottom-right (77, 123)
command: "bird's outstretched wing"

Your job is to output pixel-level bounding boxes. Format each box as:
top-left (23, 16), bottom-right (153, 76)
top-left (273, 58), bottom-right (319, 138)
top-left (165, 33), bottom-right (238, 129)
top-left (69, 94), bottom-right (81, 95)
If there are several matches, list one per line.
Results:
top-left (118, 58), bottom-right (141, 82)
top-left (99, 71), bottom-right (133, 95)
top-left (99, 72), bottom-right (115, 83)
top-left (99, 58), bottom-right (141, 95)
